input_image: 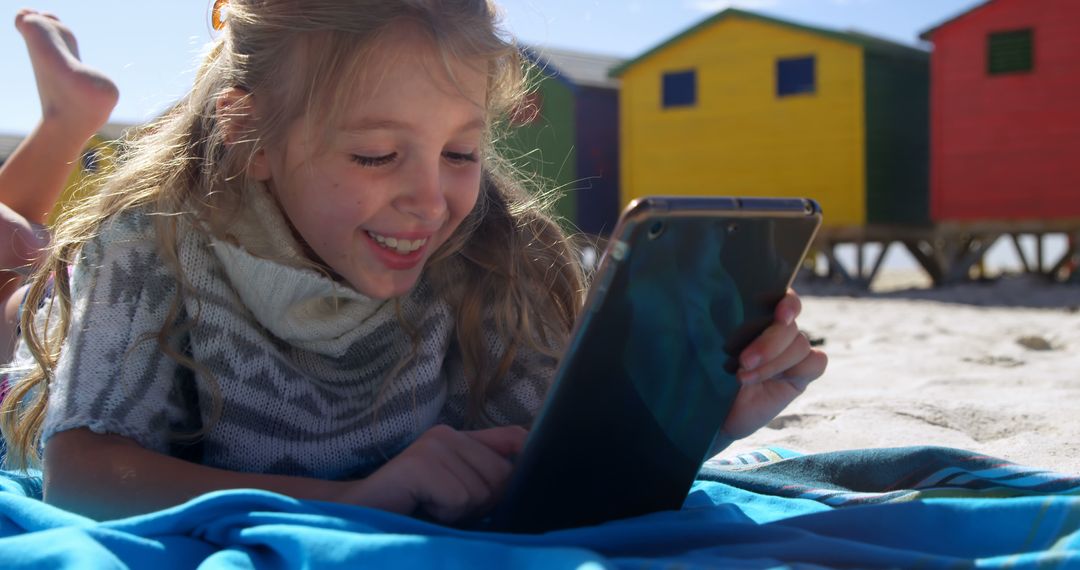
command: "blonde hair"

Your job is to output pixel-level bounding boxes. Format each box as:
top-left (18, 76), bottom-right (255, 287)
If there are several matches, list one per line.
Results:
top-left (1, 0), bottom-right (584, 469)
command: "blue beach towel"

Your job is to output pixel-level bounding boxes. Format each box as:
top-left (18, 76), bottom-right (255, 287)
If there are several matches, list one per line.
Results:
top-left (1, 446), bottom-right (1079, 569)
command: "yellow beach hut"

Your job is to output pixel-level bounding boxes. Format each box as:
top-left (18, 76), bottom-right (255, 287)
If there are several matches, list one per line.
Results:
top-left (611, 9), bottom-right (930, 230)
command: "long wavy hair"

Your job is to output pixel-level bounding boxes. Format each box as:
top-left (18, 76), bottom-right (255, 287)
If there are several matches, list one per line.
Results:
top-left (0, 0), bottom-right (585, 469)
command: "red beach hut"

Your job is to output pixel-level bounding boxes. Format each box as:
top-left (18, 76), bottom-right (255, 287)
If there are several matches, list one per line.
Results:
top-left (921, 0), bottom-right (1080, 222)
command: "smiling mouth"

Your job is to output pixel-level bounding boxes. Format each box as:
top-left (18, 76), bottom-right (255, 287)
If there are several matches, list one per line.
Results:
top-left (366, 230), bottom-right (428, 254)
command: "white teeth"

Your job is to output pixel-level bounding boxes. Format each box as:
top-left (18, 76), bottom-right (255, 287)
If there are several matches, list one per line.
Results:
top-left (367, 231), bottom-right (427, 254)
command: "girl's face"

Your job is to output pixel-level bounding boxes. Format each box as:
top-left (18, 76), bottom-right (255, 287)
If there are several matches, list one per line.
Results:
top-left (255, 24), bottom-right (487, 299)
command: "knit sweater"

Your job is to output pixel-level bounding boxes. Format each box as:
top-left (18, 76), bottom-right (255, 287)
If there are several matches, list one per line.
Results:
top-left (39, 192), bottom-right (559, 480)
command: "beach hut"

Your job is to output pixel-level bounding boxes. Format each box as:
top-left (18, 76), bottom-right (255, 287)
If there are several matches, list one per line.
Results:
top-left (504, 47), bottom-right (623, 235)
top-left (611, 9), bottom-right (930, 230)
top-left (920, 0), bottom-right (1080, 223)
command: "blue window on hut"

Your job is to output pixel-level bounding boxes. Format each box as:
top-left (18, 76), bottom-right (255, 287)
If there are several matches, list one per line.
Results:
top-left (777, 56), bottom-right (816, 97)
top-left (662, 70), bottom-right (697, 108)
top-left (82, 148), bottom-right (103, 173)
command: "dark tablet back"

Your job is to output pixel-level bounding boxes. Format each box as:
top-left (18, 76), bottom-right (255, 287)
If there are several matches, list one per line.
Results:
top-left (486, 197), bottom-right (822, 534)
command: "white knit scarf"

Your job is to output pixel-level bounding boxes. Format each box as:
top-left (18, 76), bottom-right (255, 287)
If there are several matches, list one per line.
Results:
top-left (208, 183), bottom-right (395, 357)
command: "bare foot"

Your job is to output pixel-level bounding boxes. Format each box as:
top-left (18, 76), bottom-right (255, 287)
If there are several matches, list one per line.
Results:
top-left (15, 9), bottom-right (119, 139)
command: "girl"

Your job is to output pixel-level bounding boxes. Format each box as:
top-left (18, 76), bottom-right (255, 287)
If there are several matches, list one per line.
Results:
top-left (1, 0), bottom-right (827, 523)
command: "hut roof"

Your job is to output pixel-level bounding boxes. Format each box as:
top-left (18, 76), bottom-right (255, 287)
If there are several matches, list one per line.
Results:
top-left (611, 8), bottom-right (927, 78)
top-left (97, 122), bottom-right (138, 141)
top-left (0, 122), bottom-right (137, 164)
top-left (0, 134), bottom-right (22, 164)
top-left (524, 46), bottom-right (624, 89)
top-left (919, 1), bottom-right (995, 40)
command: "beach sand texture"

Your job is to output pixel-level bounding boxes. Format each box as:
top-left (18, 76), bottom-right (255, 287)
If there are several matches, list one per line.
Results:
top-left (725, 272), bottom-right (1080, 475)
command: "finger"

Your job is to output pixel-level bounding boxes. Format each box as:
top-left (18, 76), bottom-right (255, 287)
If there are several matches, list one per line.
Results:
top-left (413, 426), bottom-right (500, 521)
top-left (774, 289), bottom-right (802, 326)
top-left (423, 471), bottom-right (476, 523)
top-left (739, 327), bottom-right (812, 384)
top-left (438, 429), bottom-right (515, 507)
top-left (465, 425), bottom-right (528, 458)
top-left (739, 319), bottom-right (800, 371)
top-left (452, 432), bottom-right (515, 488)
top-left (777, 349), bottom-right (828, 391)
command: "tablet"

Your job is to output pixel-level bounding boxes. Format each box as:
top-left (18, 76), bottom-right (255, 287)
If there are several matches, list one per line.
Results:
top-left (484, 196), bottom-right (823, 533)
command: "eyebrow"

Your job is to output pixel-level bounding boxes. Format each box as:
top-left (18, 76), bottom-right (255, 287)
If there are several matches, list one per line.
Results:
top-left (342, 117), bottom-right (487, 134)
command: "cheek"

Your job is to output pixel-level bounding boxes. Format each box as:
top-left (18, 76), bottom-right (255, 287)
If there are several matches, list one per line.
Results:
top-left (446, 169), bottom-right (483, 220)
top-left (294, 176), bottom-right (353, 217)
top-left (277, 177), bottom-right (355, 238)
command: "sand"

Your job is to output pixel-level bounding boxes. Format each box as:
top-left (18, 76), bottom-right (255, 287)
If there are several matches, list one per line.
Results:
top-left (723, 271), bottom-right (1080, 475)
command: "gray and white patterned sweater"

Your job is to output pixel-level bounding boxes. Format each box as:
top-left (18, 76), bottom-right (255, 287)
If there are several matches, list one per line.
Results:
top-left (38, 198), bottom-right (558, 480)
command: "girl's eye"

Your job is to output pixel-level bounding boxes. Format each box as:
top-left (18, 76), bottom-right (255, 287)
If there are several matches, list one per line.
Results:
top-left (443, 151), bottom-right (479, 164)
top-left (351, 153), bottom-right (397, 167)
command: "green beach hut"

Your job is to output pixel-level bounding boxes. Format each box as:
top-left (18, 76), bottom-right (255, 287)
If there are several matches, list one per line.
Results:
top-left (505, 47), bottom-right (624, 235)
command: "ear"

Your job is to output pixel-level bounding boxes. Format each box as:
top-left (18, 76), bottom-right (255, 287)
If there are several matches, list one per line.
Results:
top-left (216, 87), bottom-right (271, 181)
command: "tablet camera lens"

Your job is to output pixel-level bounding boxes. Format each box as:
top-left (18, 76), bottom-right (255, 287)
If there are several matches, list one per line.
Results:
top-left (647, 221), bottom-right (665, 240)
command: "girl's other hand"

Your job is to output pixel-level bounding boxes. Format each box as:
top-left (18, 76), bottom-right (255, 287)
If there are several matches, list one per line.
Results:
top-left (341, 424), bottom-right (527, 523)
top-left (723, 289), bottom-right (827, 440)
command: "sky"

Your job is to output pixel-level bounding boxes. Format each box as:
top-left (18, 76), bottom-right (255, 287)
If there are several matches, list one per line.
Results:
top-left (0, 0), bottom-right (984, 136)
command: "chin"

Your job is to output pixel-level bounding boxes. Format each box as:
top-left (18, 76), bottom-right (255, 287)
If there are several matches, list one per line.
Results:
top-left (349, 273), bottom-right (422, 300)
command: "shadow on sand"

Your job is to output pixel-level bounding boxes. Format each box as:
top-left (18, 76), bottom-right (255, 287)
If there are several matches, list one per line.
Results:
top-left (793, 272), bottom-right (1080, 310)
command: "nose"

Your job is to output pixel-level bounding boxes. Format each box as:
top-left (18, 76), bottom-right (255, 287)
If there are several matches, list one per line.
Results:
top-left (395, 156), bottom-right (448, 224)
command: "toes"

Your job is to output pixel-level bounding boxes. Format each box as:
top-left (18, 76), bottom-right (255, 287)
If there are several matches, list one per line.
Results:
top-left (15, 9), bottom-right (37, 28)
top-left (41, 14), bottom-right (80, 58)
top-left (15, 10), bottom-right (82, 61)
top-left (61, 34), bottom-right (80, 59)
